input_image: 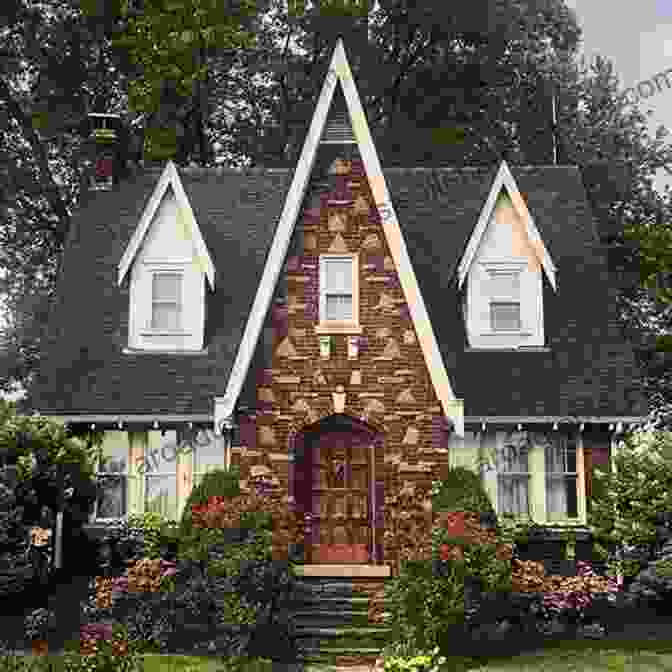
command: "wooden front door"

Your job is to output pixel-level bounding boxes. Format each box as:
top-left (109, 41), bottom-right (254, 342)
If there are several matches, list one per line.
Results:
top-left (308, 426), bottom-right (372, 564)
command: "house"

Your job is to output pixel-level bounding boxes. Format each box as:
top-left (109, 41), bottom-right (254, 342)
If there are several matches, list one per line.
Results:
top-left (29, 39), bottom-right (647, 576)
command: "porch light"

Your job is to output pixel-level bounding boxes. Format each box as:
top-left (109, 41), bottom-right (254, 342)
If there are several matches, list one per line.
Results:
top-left (580, 423), bottom-right (585, 432)
top-left (153, 420), bottom-right (159, 429)
top-left (553, 422), bottom-right (558, 431)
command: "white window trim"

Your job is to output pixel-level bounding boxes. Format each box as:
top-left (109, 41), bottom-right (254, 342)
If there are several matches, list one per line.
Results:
top-left (91, 433), bottom-right (129, 523)
top-left (482, 430), bottom-right (586, 526)
top-left (466, 258), bottom-right (543, 348)
top-left (144, 431), bottom-right (181, 521)
top-left (315, 253), bottom-right (361, 334)
top-left (128, 259), bottom-right (205, 351)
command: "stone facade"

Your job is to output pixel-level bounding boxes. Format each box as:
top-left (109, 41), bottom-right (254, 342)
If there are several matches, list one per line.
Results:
top-left (230, 147), bottom-right (454, 564)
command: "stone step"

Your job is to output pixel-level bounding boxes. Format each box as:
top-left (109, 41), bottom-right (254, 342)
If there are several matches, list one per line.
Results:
top-left (288, 595), bottom-right (371, 611)
top-left (293, 609), bottom-right (373, 628)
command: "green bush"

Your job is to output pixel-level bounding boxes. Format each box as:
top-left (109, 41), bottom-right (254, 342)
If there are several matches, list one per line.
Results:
top-left (431, 467), bottom-right (495, 517)
top-left (383, 559), bottom-right (466, 654)
top-left (179, 467), bottom-right (241, 537)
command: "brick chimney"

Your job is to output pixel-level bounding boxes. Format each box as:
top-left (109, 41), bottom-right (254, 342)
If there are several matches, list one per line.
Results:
top-left (79, 113), bottom-right (142, 190)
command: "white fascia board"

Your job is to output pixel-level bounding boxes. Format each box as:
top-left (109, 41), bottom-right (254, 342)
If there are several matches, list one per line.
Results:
top-left (217, 38), bottom-right (464, 436)
top-left (457, 161), bottom-right (557, 292)
top-left (117, 160), bottom-right (215, 289)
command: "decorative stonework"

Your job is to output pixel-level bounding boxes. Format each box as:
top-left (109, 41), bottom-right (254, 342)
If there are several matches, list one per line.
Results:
top-left (332, 385), bottom-right (346, 413)
top-left (379, 338), bottom-right (401, 359)
top-left (258, 387), bottom-right (275, 403)
top-left (353, 195), bottom-right (370, 215)
top-left (304, 233), bottom-right (317, 251)
top-left (373, 293), bottom-right (396, 311)
top-left (258, 426), bottom-right (277, 446)
top-left (238, 153), bottom-right (451, 565)
top-left (396, 388), bottom-right (417, 404)
top-left (276, 336), bottom-right (297, 358)
top-left (328, 233), bottom-right (349, 253)
top-left (362, 233), bottom-right (381, 250)
top-left (328, 212), bottom-right (347, 232)
top-left (403, 427), bottom-right (420, 445)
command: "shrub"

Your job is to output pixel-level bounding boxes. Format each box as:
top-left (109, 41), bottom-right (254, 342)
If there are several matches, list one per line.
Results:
top-left (431, 467), bottom-right (496, 518)
top-left (590, 428), bottom-right (672, 578)
top-left (179, 467), bottom-right (242, 537)
top-left (383, 559), bottom-right (466, 654)
top-left (0, 480), bottom-right (33, 600)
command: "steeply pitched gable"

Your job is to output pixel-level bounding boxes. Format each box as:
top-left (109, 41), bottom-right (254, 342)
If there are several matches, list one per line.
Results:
top-left (457, 160), bottom-right (557, 291)
top-left (118, 160), bottom-right (215, 289)
top-left (216, 38), bottom-right (464, 435)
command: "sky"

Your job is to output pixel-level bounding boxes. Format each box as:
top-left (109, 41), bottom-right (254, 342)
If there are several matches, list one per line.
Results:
top-left (565, 0), bottom-right (672, 192)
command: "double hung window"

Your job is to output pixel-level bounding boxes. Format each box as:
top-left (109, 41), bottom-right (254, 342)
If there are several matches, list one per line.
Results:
top-left (151, 272), bottom-right (182, 331)
top-left (545, 435), bottom-right (578, 519)
top-left (489, 270), bottom-right (521, 331)
top-left (496, 436), bottom-right (530, 516)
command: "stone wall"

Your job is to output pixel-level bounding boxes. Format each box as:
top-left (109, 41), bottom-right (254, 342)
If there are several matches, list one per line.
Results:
top-left (232, 145), bottom-right (454, 563)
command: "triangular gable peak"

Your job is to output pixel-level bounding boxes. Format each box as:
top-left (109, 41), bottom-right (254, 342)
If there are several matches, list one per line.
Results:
top-left (216, 37), bottom-right (464, 435)
top-left (117, 160), bottom-right (215, 289)
top-left (457, 161), bottom-right (557, 292)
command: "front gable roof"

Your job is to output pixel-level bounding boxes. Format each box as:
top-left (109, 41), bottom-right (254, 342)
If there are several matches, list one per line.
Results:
top-left (118, 160), bottom-right (216, 289)
top-left (217, 38), bottom-right (464, 434)
top-left (457, 160), bottom-right (557, 291)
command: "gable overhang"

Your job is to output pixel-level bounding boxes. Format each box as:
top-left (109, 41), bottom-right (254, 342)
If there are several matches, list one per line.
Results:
top-left (457, 160), bottom-right (558, 292)
top-left (117, 160), bottom-right (216, 289)
top-left (215, 37), bottom-right (464, 436)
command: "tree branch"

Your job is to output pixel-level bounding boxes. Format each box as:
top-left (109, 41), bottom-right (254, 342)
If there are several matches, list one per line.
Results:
top-left (0, 76), bottom-right (70, 248)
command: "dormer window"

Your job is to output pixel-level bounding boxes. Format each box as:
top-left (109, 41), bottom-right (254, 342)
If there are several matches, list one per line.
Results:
top-left (151, 272), bottom-right (182, 330)
top-left (117, 161), bottom-right (215, 353)
top-left (457, 161), bottom-right (557, 350)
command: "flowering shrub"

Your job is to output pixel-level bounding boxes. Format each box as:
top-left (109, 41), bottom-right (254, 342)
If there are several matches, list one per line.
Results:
top-left (590, 428), bottom-right (672, 577)
top-left (381, 643), bottom-right (448, 672)
top-left (70, 623), bottom-right (142, 672)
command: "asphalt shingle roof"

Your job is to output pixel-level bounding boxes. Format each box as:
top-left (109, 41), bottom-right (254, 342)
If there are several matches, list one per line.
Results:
top-left (30, 163), bottom-right (647, 418)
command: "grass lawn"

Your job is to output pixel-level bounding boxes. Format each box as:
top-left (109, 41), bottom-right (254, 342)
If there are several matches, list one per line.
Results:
top-left (458, 639), bottom-right (672, 671)
top-left (0, 654), bottom-right (273, 672)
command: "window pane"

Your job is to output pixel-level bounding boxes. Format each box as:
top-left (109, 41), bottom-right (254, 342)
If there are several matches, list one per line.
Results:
top-left (98, 433), bottom-right (128, 474)
top-left (325, 260), bottom-right (352, 292)
top-left (491, 302), bottom-right (521, 330)
top-left (152, 273), bottom-right (181, 302)
top-left (146, 431), bottom-right (179, 474)
top-left (489, 272), bottom-right (520, 298)
top-left (151, 303), bottom-right (181, 330)
top-left (97, 476), bottom-right (126, 518)
top-left (192, 429), bottom-right (225, 473)
top-left (497, 442), bottom-right (529, 473)
top-left (145, 475), bottom-right (178, 519)
top-left (547, 475), bottom-right (578, 518)
top-left (326, 294), bottom-right (353, 321)
top-left (498, 475), bottom-right (528, 515)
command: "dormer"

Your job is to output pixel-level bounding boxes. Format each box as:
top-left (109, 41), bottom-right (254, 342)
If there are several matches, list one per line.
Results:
top-left (118, 161), bottom-right (215, 352)
top-left (457, 161), bottom-right (557, 350)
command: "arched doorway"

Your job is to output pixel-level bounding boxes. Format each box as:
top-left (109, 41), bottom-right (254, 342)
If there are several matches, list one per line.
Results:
top-left (294, 414), bottom-right (379, 564)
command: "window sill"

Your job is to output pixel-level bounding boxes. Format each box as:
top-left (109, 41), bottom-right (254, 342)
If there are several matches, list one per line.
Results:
top-left (465, 346), bottom-right (551, 352)
top-left (140, 330), bottom-right (193, 336)
top-left (123, 347), bottom-right (209, 355)
top-left (479, 331), bottom-right (533, 337)
top-left (314, 324), bottom-right (363, 335)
